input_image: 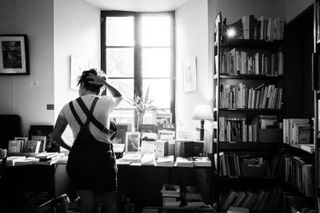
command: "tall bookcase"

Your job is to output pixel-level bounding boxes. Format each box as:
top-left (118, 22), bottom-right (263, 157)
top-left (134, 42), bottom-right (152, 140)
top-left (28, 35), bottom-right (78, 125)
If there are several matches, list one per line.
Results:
top-left (313, 0), bottom-right (320, 211)
top-left (212, 12), bottom-right (285, 212)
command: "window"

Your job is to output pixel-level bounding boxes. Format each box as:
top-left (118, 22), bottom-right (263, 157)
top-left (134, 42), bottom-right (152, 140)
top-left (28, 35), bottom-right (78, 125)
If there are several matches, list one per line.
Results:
top-left (101, 11), bottom-right (175, 129)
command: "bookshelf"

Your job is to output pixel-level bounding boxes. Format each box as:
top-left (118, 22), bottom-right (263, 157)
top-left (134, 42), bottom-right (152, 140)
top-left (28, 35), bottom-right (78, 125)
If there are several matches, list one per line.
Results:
top-left (212, 12), bottom-right (285, 212)
top-left (314, 0), bottom-right (320, 212)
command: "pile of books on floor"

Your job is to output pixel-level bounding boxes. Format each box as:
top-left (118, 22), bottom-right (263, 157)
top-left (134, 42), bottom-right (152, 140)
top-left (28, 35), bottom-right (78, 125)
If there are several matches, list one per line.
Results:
top-left (161, 184), bottom-right (181, 208)
top-left (160, 184), bottom-right (209, 209)
top-left (182, 185), bottom-right (207, 208)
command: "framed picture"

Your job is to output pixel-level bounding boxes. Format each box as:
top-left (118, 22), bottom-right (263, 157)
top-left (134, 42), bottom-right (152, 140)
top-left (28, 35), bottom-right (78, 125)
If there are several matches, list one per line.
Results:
top-left (125, 132), bottom-right (141, 152)
top-left (182, 56), bottom-right (197, 93)
top-left (0, 34), bottom-right (29, 75)
top-left (70, 55), bottom-right (90, 90)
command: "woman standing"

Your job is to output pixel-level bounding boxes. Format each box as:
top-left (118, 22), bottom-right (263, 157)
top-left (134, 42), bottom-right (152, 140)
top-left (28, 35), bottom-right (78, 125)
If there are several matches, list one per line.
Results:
top-left (50, 69), bottom-right (122, 213)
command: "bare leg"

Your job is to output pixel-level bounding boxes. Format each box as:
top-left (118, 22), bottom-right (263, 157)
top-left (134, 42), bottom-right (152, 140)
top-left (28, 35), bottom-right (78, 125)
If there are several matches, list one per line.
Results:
top-left (99, 191), bottom-right (117, 213)
top-left (78, 190), bottom-right (95, 213)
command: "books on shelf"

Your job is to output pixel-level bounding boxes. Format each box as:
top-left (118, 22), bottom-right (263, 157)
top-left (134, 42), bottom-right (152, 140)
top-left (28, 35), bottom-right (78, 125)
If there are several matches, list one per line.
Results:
top-left (299, 144), bottom-right (315, 153)
top-left (219, 83), bottom-right (283, 110)
top-left (284, 155), bottom-right (314, 197)
top-left (283, 118), bottom-right (310, 146)
top-left (226, 15), bottom-right (284, 41)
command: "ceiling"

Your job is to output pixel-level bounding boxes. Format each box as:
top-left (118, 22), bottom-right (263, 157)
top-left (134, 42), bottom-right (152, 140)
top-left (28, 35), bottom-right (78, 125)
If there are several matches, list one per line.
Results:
top-left (85, 0), bottom-right (189, 12)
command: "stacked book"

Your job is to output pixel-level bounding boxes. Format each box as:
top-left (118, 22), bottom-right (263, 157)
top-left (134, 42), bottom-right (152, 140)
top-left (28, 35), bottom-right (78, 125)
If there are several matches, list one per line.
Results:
top-left (183, 186), bottom-right (207, 208)
top-left (161, 184), bottom-right (181, 208)
top-left (156, 155), bottom-right (174, 167)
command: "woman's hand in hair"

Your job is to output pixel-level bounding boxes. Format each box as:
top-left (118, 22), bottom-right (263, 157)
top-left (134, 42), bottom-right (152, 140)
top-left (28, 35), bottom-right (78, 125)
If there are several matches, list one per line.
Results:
top-left (87, 73), bottom-right (107, 86)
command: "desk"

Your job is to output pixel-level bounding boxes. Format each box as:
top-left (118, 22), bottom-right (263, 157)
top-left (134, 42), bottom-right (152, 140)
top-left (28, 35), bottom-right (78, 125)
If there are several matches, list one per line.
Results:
top-left (1, 159), bottom-right (213, 213)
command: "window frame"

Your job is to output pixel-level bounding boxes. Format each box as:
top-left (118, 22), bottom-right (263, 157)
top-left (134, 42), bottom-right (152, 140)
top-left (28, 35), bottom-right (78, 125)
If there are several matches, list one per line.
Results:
top-left (100, 11), bottom-right (176, 123)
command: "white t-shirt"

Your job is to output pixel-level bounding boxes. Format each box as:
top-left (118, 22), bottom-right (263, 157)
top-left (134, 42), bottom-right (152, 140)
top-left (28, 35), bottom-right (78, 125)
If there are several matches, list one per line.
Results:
top-left (59, 94), bottom-right (117, 143)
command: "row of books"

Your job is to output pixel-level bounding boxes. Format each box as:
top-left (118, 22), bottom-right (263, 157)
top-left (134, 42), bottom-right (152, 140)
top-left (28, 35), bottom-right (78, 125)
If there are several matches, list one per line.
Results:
top-left (284, 155), bottom-right (314, 197)
top-left (283, 118), bottom-right (311, 146)
top-left (219, 83), bottom-right (283, 110)
top-left (218, 115), bottom-right (281, 143)
top-left (219, 49), bottom-right (284, 76)
top-left (225, 15), bottom-right (284, 41)
top-left (215, 152), bottom-right (281, 178)
top-left (220, 187), bottom-right (282, 211)
top-left (117, 153), bottom-right (211, 167)
top-left (8, 135), bottom-right (47, 154)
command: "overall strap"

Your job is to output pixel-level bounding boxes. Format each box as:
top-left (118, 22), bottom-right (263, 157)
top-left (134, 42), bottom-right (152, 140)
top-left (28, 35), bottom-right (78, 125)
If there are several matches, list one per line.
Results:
top-left (69, 101), bottom-right (84, 128)
top-left (84, 97), bottom-right (99, 126)
top-left (76, 97), bottom-right (113, 135)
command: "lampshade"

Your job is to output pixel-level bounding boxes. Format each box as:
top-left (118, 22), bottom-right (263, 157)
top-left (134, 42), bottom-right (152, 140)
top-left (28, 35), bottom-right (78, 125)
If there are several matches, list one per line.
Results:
top-left (192, 104), bottom-right (213, 121)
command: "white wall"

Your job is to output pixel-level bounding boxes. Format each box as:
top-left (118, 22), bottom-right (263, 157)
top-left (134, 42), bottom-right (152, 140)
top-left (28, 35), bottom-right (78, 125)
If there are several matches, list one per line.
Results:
top-left (175, 0), bottom-right (209, 139)
top-left (54, 0), bottom-right (100, 143)
top-left (0, 0), bottom-right (54, 136)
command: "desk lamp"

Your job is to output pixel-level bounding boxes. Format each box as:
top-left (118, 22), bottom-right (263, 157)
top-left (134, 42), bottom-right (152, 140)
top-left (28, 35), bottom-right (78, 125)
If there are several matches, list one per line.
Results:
top-left (192, 104), bottom-right (213, 141)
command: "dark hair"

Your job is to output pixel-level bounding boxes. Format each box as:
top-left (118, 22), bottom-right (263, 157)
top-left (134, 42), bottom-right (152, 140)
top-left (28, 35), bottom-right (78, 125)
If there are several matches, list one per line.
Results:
top-left (77, 69), bottom-right (102, 94)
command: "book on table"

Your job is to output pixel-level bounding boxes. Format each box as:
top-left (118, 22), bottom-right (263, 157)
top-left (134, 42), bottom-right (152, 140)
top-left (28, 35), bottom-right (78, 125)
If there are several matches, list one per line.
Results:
top-left (8, 140), bottom-right (24, 153)
top-left (23, 140), bottom-right (42, 153)
top-left (156, 155), bottom-right (174, 167)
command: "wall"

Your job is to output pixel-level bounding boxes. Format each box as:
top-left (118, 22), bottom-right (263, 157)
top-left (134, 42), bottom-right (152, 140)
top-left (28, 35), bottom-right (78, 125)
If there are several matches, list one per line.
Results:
top-left (175, 0), bottom-right (210, 139)
top-left (0, 0), bottom-right (54, 136)
top-left (54, 0), bottom-right (100, 144)
top-left (285, 0), bottom-right (313, 22)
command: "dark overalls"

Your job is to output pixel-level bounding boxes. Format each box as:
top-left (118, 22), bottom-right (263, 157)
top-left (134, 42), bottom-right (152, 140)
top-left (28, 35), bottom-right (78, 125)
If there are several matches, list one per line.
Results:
top-left (66, 97), bottom-right (117, 193)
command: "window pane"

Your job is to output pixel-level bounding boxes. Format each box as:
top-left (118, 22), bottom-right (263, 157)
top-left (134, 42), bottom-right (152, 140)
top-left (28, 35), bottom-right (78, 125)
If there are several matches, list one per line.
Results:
top-left (106, 17), bottom-right (134, 46)
top-left (108, 79), bottom-right (134, 108)
top-left (141, 15), bottom-right (171, 46)
top-left (143, 79), bottom-right (171, 109)
top-left (107, 48), bottom-right (134, 77)
top-left (110, 109), bottom-right (134, 131)
top-left (142, 48), bottom-right (171, 77)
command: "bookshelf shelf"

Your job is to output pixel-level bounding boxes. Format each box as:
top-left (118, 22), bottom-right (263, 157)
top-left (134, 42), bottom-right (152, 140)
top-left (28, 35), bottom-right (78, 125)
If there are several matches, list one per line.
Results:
top-left (221, 39), bottom-right (283, 49)
top-left (217, 108), bottom-right (282, 113)
top-left (215, 141), bottom-right (280, 151)
top-left (214, 73), bottom-right (283, 80)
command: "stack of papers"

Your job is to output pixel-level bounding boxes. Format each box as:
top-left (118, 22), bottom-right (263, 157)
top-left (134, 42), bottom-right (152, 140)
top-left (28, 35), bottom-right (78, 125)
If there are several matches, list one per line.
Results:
top-left (175, 157), bottom-right (194, 167)
top-left (156, 155), bottom-right (174, 167)
top-left (118, 152), bottom-right (142, 164)
top-left (193, 157), bottom-right (211, 167)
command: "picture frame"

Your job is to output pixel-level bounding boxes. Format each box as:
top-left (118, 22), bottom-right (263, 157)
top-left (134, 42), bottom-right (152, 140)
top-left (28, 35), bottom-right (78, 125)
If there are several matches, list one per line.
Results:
top-left (125, 132), bottom-right (141, 152)
top-left (70, 55), bottom-right (90, 90)
top-left (0, 34), bottom-right (29, 75)
top-left (182, 56), bottom-right (197, 93)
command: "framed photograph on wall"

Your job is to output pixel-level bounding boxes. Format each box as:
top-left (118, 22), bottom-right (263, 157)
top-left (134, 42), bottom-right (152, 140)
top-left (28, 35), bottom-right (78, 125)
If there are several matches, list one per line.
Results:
top-left (125, 132), bottom-right (141, 152)
top-left (70, 55), bottom-right (90, 90)
top-left (0, 35), bottom-right (29, 75)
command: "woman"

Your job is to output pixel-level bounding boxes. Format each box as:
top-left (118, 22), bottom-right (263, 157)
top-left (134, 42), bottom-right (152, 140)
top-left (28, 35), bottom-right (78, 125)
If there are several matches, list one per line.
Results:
top-left (50, 69), bottom-right (122, 213)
